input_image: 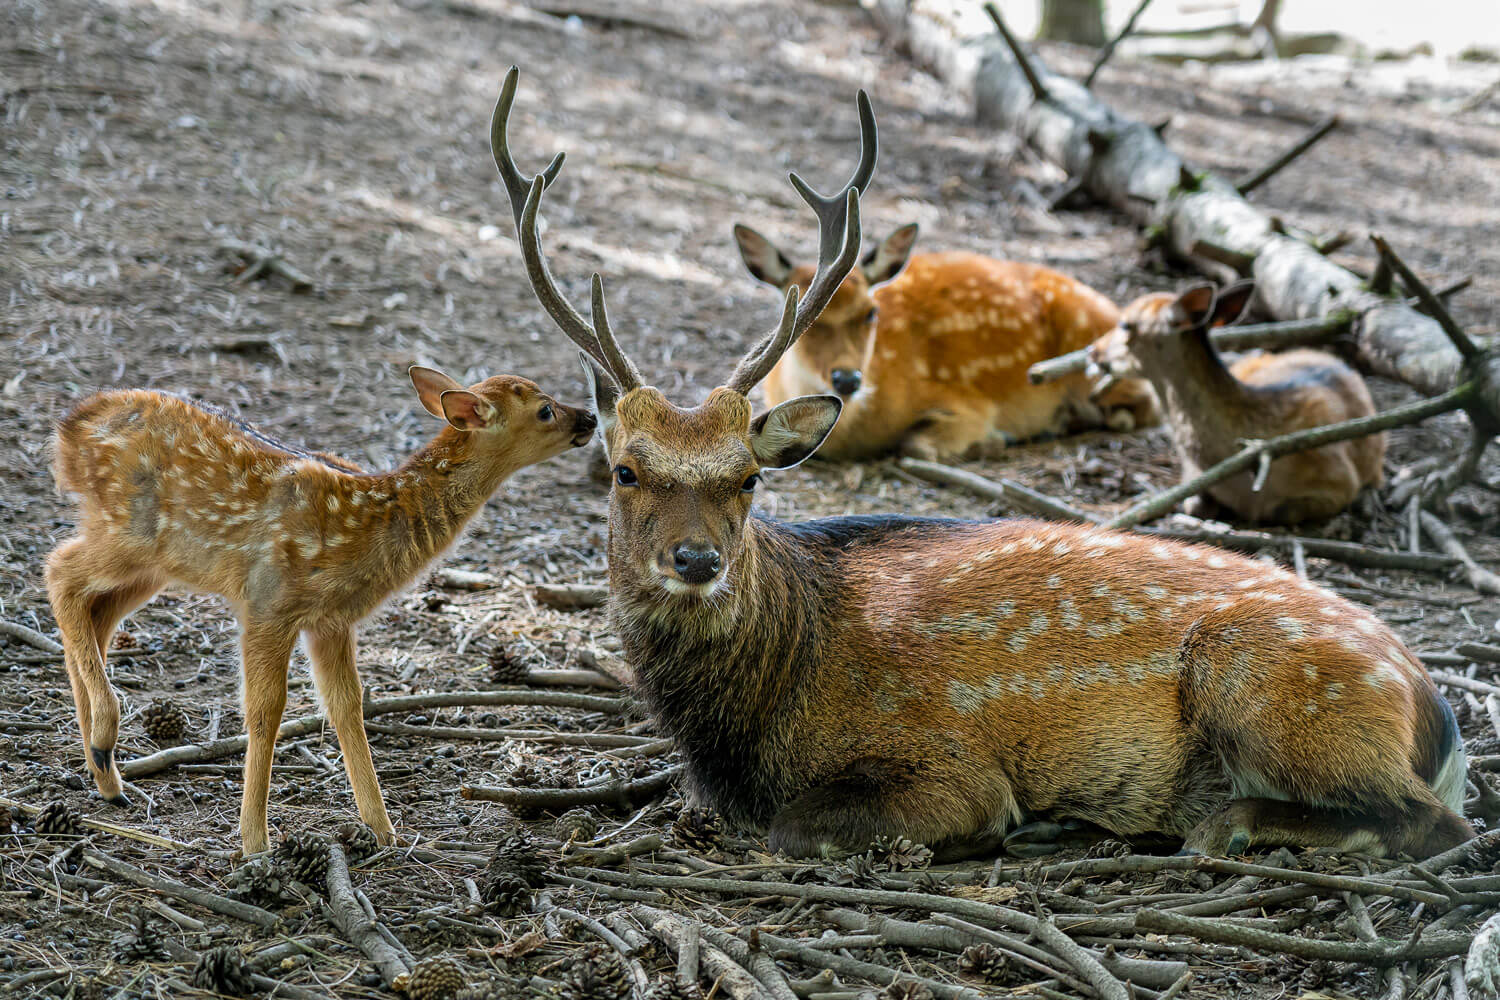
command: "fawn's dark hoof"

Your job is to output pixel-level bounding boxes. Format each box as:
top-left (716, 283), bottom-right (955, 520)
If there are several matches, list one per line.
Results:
top-left (105, 792), bottom-right (132, 808)
top-left (90, 746), bottom-right (113, 772)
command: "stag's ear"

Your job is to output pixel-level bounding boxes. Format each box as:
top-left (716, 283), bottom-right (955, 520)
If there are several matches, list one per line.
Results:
top-left (579, 354), bottom-right (619, 447)
top-left (410, 366), bottom-right (464, 419)
top-left (733, 224), bottom-right (795, 287)
top-left (861, 223), bottom-right (919, 285)
top-left (1209, 280), bottom-right (1255, 328)
top-left (750, 395), bottom-right (842, 470)
top-left (1172, 284), bottom-right (1219, 331)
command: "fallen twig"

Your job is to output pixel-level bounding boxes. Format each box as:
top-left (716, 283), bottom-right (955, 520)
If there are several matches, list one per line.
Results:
top-left (1134, 908), bottom-right (1472, 964)
top-left (1136, 526), bottom-right (1456, 572)
top-left (1237, 114), bottom-right (1339, 196)
top-left (983, 2), bottom-right (1049, 103)
top-left (1084, 0), bottom-right (1156, 88)
top-left (0, 619), bottom-right (63, 654)
top-left (462, 763), bottom-right (683, 810)
top-left (897, 458), bottom-right (1101, 523)
top-left (81, 848), bottom-right (279, 929)
top-left (1419, 511), bottom-right (1500, 595)
top-left (218, 238), bottom-right (314, 292)
top-left (533, 582), bottom-right (609, 610)
top-left (322, 843), bottom-right (411, 987)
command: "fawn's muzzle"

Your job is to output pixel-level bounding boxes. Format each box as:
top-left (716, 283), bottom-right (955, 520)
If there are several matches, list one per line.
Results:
top-left (571, 410), bottom-right (598, 445)
top-left (671, 542), bottom-right (722, 585)
top-left (830, 368), bottom-right (863, 397)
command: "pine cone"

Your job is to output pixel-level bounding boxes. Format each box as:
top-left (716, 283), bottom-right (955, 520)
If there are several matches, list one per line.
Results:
top-left (1083, 838), bottom-right (1132, 860)
top-left (488, 642), bottom-right (529, 684)
top-left (406, 956), bottom-right (467, 1000)
top-left (552, 808), bottom-right (598, 843)
top-left (868, 835), bottom-right (933, 871)
top-left (480, 873), bottom-right (532, 917)
top-left (842, 853), bottom-right (885, 889)
top-left (34, 800), bottom-right (82, 838)
top-left (335, 820), bottom-right (380, 863)
top-left (276, 830), bottom-right (331, 889)
top-left (192, 945), bottom-right (255, 995)
top-left (141, 699), bottom-right (190, 744)
top-left (0, 804), bottom-right (13, 835)
top-left (228, 854), bottom-right (298, 906)
top-left (671, 806), bottom-right (723, 853)
top-left (486, 829), bottom-right (547, 888)
top-left (956, 944), bottom-right (1012, 983)
top-left (111, 631), bottom-right (139, 650)
top-left (881, 982), bottom-right (936, 1000)
top-left (557, 944), bottom-right (630, 1000)
top-left (642, 981), bottom-right (700, 1000)
top-left (456, 982), bottom-right (521, 1000)
top-left (113, 907), bottom-right (168, 963)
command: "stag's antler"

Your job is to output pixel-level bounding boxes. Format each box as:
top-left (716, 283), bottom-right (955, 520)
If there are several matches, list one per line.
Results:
top-left (490, 67), bottom-right (877, 398)
top-left (490, 67), bottom-right (641, 392)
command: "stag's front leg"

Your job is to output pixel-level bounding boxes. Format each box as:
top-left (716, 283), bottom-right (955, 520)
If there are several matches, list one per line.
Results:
top-left (767, 757), bottom-right (1014, 860)
top-left (306, 624), bottom-right (395, 845)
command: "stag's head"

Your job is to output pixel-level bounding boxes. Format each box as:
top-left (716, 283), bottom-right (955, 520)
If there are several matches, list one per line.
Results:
top-left (490, 68), bottom-right (877, 599)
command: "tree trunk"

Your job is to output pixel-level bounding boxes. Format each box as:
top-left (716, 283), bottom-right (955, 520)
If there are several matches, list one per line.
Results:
top-left (1038, 0), bottom-right (1105, 46)
top-left (866, 0), bottom-right (1499, 425)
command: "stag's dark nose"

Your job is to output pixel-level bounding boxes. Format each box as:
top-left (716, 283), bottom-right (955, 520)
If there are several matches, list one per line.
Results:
top-left (672, 542), bottom-right (721, 585)
top-left (830, 368), bottom-right (862, 397)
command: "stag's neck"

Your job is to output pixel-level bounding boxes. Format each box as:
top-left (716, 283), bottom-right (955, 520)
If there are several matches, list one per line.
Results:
top-left (608, 517), bottom-right (828, 820)
top-left (1137, 328), bottom-right (1254, 458)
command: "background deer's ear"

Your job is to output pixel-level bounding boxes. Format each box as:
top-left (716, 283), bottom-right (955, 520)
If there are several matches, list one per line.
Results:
top-left (733, 224), bottom-right (795, 287)
top-left (860, 223), bottom-right (919, 285)
top-left (1209, 280), bottom-right (1256, 328)
top-left (750, 395), bottom-right (842, 470)
top-left (410, 366), bottom-right (464, 419)
top-left (1173, 284), bottom-right (1219, 330)
top-left (579, 354), bottom-right (619, 447)
top-left (437, 389), bottom-right (499, 431)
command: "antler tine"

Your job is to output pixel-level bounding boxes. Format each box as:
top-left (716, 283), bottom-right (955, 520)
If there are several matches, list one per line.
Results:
top-left (726, 285), bottom-right (800, 394)
top-left (590, 274), bottom-right (643, 392)
top-left (490, 66), bottom-right (565, 230)
top-left (494, 68), bottom-right (644, 389)
top-left (726, 91), bottom-right (877, 396)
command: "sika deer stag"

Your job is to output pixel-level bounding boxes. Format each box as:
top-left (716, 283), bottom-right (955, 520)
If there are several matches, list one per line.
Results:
top-left (47, 368), bottom-right (594, 854)
top-left (491, 67), bottom-right (1471, 859)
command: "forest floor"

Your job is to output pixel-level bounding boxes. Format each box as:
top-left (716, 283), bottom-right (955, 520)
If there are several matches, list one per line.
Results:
top-left (3, 0), bottom-right (1500, 997)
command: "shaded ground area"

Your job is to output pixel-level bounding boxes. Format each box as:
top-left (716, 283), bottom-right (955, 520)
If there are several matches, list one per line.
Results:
top-left (2, 0), bottom-right (1499, 996)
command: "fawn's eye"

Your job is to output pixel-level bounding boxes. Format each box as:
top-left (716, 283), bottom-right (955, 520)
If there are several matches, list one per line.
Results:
top-left (865, 307), bottom-right (878, 324)
top-left (537, 404), bottom-right (553, 422)
top-left (615, 465), bottom-right (638, 487)
top-left (741, 474), bottom-right (760, 493)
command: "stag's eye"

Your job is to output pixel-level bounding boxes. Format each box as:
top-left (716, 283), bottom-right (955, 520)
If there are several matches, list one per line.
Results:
top-left (537, 404), bottom-right (554, 422)
top-left (741, 474), bottom-right (760, 493)
top-left (615, 465), bottom-right (638, 487)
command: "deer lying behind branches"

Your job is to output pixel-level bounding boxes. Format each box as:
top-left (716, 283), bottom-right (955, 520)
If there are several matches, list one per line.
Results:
top-left (46, 368), bottom-right (594, 854)
top-left (1087, 282), bottom-right (1385, 524)
top-left (490, 67), bottom-right (1470, 859)
top-left (733, 224), bottom-right (1159, 460)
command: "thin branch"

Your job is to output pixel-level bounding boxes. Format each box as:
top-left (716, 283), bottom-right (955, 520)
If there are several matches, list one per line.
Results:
top-left (81, 848), bottom-right (279, 929)
top-left (1107, 381), bottom-right (1475, 529)
top-left (1419, 510), bottom-right (1500, 594)
top-left (1027, 311), bottom-right (1352, 384)
top-left (533, 582), bottom-right (609, 610)
top-left (461, 763), bottom-right (684, 810)
top-left (983, 2), bottom-right (1050, 103)
top-left (1085, 0), bottom-right (1156, 88)
top-left (322, 843), bottom-right (411, 987)
top-left (1236, 114), bottom-right (1339, 195)
top-left (896, 458), bottom-right (1101, 524)
top-left (1370, 235), bottom-right (1483, 359)
top-left (0, 619), bottom-right (63, 654)
top-left (1134, 909), bottom-right (1472, 965)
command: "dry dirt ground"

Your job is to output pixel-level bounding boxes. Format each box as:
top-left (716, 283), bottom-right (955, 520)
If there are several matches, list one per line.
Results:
top-left (3, 0), bottom-right (1500, 997)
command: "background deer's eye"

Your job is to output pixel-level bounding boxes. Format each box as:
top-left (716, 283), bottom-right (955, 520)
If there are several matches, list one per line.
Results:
top-left (538, 404), bottom-right (554, 422)
top-left (615, 465), bottom-right (638, 487)
top-left (741, 474), bottom-right (760, 493)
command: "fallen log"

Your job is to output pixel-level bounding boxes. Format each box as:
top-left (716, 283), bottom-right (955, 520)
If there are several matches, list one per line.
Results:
top-left (867, 0), bottom-right (1500, 424)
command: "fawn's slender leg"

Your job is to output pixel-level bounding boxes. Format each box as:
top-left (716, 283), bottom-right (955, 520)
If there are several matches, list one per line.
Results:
top-left (45, 537), bottom-right (148, 805)
top-left (238, 620), bottom-right (297, 855)
top-left (305, 624), bottom-right (395, 844)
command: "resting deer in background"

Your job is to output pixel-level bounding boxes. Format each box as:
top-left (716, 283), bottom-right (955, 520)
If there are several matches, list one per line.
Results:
top-left (490, 67), bottom-right (1470, 859)
top-left (732, 223), bottom-right (1159, 460)
top-left (1087, 282), bottom-right (1385, 524)
top-left (46, 367), bottom-right (594, 854)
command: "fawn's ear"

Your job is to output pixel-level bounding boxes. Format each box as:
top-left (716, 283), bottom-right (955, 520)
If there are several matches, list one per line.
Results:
top-left (860, 223), bottom-right (919, 285)
top-left (1173, 284), bottom-right (1219, 330)
top-left (579, 354), bottom-right (619, 449)
top-left (733, 224), bottom-right (795, 287)
top-left (410, 366), bottom-right (464, 419)
top-left (1209, 280), bottom-right (1255, 328)
top-left (437, 389), bottom-right (500, 431)
top-left (750, 394), bottom-right (843, 470)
